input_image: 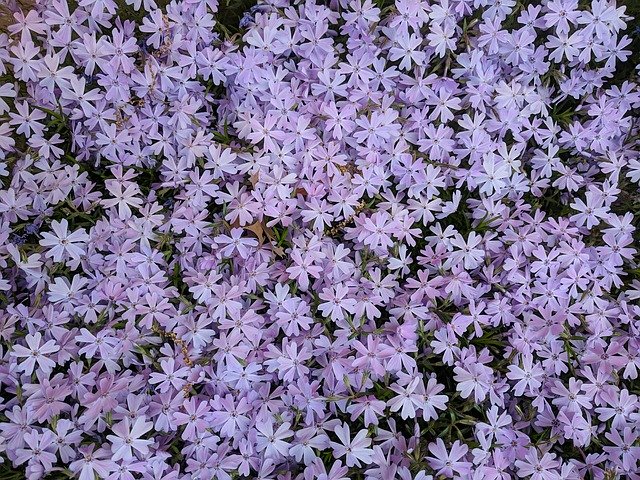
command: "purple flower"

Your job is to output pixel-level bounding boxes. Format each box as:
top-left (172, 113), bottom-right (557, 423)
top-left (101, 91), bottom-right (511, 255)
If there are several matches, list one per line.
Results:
top-left (330, 424), bottom-right (373, 468)
top-left (106, 416), bottom-right (154, 462)
top-left (0, 0), bottom-right (639, 478)
top-left (11, 332), bottom-right (59, 375)
top-left (426, 439), bottom-right (471, 478)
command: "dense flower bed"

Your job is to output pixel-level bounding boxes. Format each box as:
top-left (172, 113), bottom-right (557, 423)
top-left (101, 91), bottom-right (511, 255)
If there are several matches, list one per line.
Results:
top-left (0, 0), bottom-right (639, 479)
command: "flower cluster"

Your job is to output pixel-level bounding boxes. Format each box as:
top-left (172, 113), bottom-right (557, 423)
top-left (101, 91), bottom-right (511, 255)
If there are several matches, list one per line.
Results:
top-left (0, 0), bottom-right (639, 479)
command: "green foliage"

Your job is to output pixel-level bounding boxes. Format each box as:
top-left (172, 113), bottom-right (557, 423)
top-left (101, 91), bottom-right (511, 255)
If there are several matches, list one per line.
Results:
top-left (115, 0), bottom-right (171, 25)
top-left (0, 464), bottom-right (20, 480)
top-left (216, 0), bottom-right (258, 38)
top-left (615, 0), bottom-right (640, 84)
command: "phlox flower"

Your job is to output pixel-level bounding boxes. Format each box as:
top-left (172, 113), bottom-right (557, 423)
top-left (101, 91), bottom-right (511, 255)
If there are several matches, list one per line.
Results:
top-left (106, 417), bottom-right (154, 462)
top-left (11, 332), bottom-right (59, 375)
top-left (515, 447), bottom-right (561, 480)
top-left (426, 439), bottom-right (471, 478)
top-left (256, 420), bottom-right (293, 459)
top-left (39, 219), bottom-right (89, 264)
top-left (330, 424), bottom-right (373, 468)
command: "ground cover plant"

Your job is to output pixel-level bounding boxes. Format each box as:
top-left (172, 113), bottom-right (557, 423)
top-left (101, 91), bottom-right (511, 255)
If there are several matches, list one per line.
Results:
top-left (0, 0), bottom-right (639, 479)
